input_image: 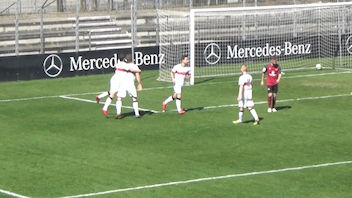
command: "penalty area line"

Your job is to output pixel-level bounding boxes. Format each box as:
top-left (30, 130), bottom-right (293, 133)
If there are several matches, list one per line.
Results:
top-left (0, 189), bottom-right (29, 198)
top-left (61, 160), bottom-right (352, 198)
top-left (59, 95), bottom-right (160, 114)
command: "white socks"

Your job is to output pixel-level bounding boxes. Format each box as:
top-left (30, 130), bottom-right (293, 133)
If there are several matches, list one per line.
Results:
top-left (103, 97), bottom-right (112, 111)
top-left (175, 99), bottom-right (181, 112)
top-left (164, 96), bottom-right (174, 104)
top-left (116, 100), bottom-right (122, 115)
top-left (238, 111), bottom-right (243, 122)
top-left (250, 109), bottom-right (259, 121)
top-left (133, 101), bottom-right (140, 116)
top-left (98, 91), bottom-right (109, 99)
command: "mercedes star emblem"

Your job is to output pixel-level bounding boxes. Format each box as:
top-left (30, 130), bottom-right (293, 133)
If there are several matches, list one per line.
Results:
top-left (204, 43), bottom-right (221, 65)
top-left (346, 35), bottom-right (352, 55)
top-left (43, 54), bottom-right (63, 78)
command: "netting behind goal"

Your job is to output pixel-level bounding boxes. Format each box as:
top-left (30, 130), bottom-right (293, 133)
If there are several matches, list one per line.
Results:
top-left (158, 3), bottom-right (352, 84)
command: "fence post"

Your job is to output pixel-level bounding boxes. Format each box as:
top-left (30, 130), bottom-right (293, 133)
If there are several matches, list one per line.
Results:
top-left (131, 1), bottom-right (137, 62)
top-left (40, 8), bottom-right (45, 54)
top-left (75, 0), bottom-right (80, 53)
top-left (15, 0), bottom-right (19, 55)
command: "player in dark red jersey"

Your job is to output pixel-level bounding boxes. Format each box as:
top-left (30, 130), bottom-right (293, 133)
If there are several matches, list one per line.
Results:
top-left (261, 57), bottom-right (282, 113)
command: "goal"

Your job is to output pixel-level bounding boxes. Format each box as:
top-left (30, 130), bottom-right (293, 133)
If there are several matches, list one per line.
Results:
top-left (158, 2), bottom-right (352, 84)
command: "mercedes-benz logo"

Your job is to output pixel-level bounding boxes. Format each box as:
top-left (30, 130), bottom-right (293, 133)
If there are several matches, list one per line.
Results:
top-left (43, 54), bottom-right (63, 78)
top-left (346, 35), bottom-right (352, 55)
top-left (204, 43), bottom-right (221, 65)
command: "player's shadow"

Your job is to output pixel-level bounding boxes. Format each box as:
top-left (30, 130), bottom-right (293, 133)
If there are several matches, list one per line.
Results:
top-left (119, 110), bottom-right (155, 119)
top-left (184, 107), bottom-right (205, 112)
top-left (242, 117), bottom-right (264, 124)
top-left (276, 105), bottom-right (292, 111)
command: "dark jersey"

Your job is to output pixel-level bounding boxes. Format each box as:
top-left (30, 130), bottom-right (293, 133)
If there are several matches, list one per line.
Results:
top-left (262, 64), bottom-right (281, 86)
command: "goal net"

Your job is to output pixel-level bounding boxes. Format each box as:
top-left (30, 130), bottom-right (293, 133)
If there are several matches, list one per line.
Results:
top-left (158, 2), bottom-right (352, 84)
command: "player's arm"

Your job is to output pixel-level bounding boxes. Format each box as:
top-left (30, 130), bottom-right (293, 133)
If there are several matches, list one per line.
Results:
top-left (128, 68), bottom-right (141, 73)
top-left (237, 84), bottom-right (244, 102)
top-left (185, 70), bottom-right (191, 79)
top-left (260, 66), bottom-right (266, 86)
top-left (135, 72), bottom-right (143, 91)
top-left (276, 67), bottom-right (282, 84)
top-left (170, 71), bottom-right (175, 83)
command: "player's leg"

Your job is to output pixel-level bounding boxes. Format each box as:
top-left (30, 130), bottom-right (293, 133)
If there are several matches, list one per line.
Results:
top-left (267, 87), bottom-right (273, 112)
top-left (272, 85), bottom-right (278, 112)
top-left (162, 85), bottom-right (178, 112)
top-left (131, 97), bottom-right (140, 118)
top-left (96, 91), bottom-right (109, 104)
top-left (175, 93), bottom-right (185, 114)
top-left (162, 94), bottom-right (175, 112)
top-left (127, 85), bottom-right (140, 118)
top-left (116, 90), bottom-right (127, 119)
top-left (233, 99), bottom-right (244, 124)
top-left (115, 97), bottom-right (122, 119)
top-left (102, 76), bottom-right (119, 117)
top-left (102, 92), bottom-right (115, 117)
top-left (248, 101), bottom-right (259, 125)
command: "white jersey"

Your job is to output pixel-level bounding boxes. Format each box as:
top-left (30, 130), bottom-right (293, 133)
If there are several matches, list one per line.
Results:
top-left (238, 73), bottom-right (253, 105)
top-left (172, 64), bottom-right (191, 86)
top-left (117, 63), bottom-right (140, 98)
top-left (124, 63), bottom-right (140, 85)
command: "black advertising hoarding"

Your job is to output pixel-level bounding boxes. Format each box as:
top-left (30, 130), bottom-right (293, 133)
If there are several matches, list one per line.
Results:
top-left (0, 46), bottom-right (162, 82)
top-left (198, 34), bottom-right (352, 67)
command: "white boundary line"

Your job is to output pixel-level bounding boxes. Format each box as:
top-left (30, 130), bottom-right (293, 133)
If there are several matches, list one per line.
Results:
top-left (62, 160), bottom-right (352, 198)
top-left (0, 71), bottom-right (350, 103)
top-left (0, 189), bottom-right (29, 198)
top-left (59, 96), bottom-right (160, 114)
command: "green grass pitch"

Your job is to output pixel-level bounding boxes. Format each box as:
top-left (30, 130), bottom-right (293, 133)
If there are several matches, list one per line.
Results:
top-left (0, 69), bottom-right (352, 198)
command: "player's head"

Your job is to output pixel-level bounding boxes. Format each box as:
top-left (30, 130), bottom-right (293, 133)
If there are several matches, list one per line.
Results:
top-left (270, 57), bottom-right (277, 65)
top-left (241, 65), bottom-right (247, 73)
top-left (124, 54), bottom-right (133, 63)
top-left (119, 53), bottom-right (125, 61)
top-left (181, 55), bottom-right (189, 66)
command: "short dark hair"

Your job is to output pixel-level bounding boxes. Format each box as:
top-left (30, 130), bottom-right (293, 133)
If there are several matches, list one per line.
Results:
top-left (181, 55), bottom-right (188, 61)
top-left (124, 54), bottom-right (133, 63)
top-left (119, 53), bottom-right (125, 61)
top-left (270, 56), bottom-right (277, 60)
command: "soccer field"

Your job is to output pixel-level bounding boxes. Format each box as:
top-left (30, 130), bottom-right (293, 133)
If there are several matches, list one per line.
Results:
top-left (1, 69), bottom-right (352, 198)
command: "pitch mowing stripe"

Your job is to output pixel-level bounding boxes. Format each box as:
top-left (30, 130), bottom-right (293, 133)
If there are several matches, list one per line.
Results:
top-left (59, 96), bottom-right (160, 113)
top-left (0, 189), bottom-right (29, 198)
top-left (61, 160), bottom-right (352, 198)
top-left (0, 71), bottom-right (350, 103)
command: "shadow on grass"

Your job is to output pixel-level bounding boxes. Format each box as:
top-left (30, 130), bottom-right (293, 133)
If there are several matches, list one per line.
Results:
top-left (276, 105), bottom-right (292, 111)
top-left (106, 110), bottom-right (156, 119)
top-left (241, 117), bottom-right (265, 124)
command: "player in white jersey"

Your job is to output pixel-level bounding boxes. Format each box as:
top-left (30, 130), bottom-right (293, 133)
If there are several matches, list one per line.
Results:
top-left (101, 54), bottom-right (141, 118)
top-left (162, 55), bottom-right (191, 114)
top-left (115, 54), bottom-right (143, 119)
top-left (233, 65), bottom-right (260, 125)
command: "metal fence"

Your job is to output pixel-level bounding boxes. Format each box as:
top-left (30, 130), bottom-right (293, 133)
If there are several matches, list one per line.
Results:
top-left (0, 0), bottom-right (349, 14)
top-left (0, 0), bottom-right (350, 57)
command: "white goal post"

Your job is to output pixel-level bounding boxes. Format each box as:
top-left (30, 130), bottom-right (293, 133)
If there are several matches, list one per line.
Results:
top-left (158, 2), bottom-right (352, 85)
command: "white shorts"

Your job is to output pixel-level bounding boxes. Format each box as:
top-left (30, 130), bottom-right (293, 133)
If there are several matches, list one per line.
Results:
top-left (238, 91), bottom-right (254, 108)
top-left (173, 84), bottom-right (183, 94)
top-left (117, 82), bottom-right (137, 98)
top-left (109, 75), bottom-right (121, 94)
top-left (238, 99), bottom-right (254, 108)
